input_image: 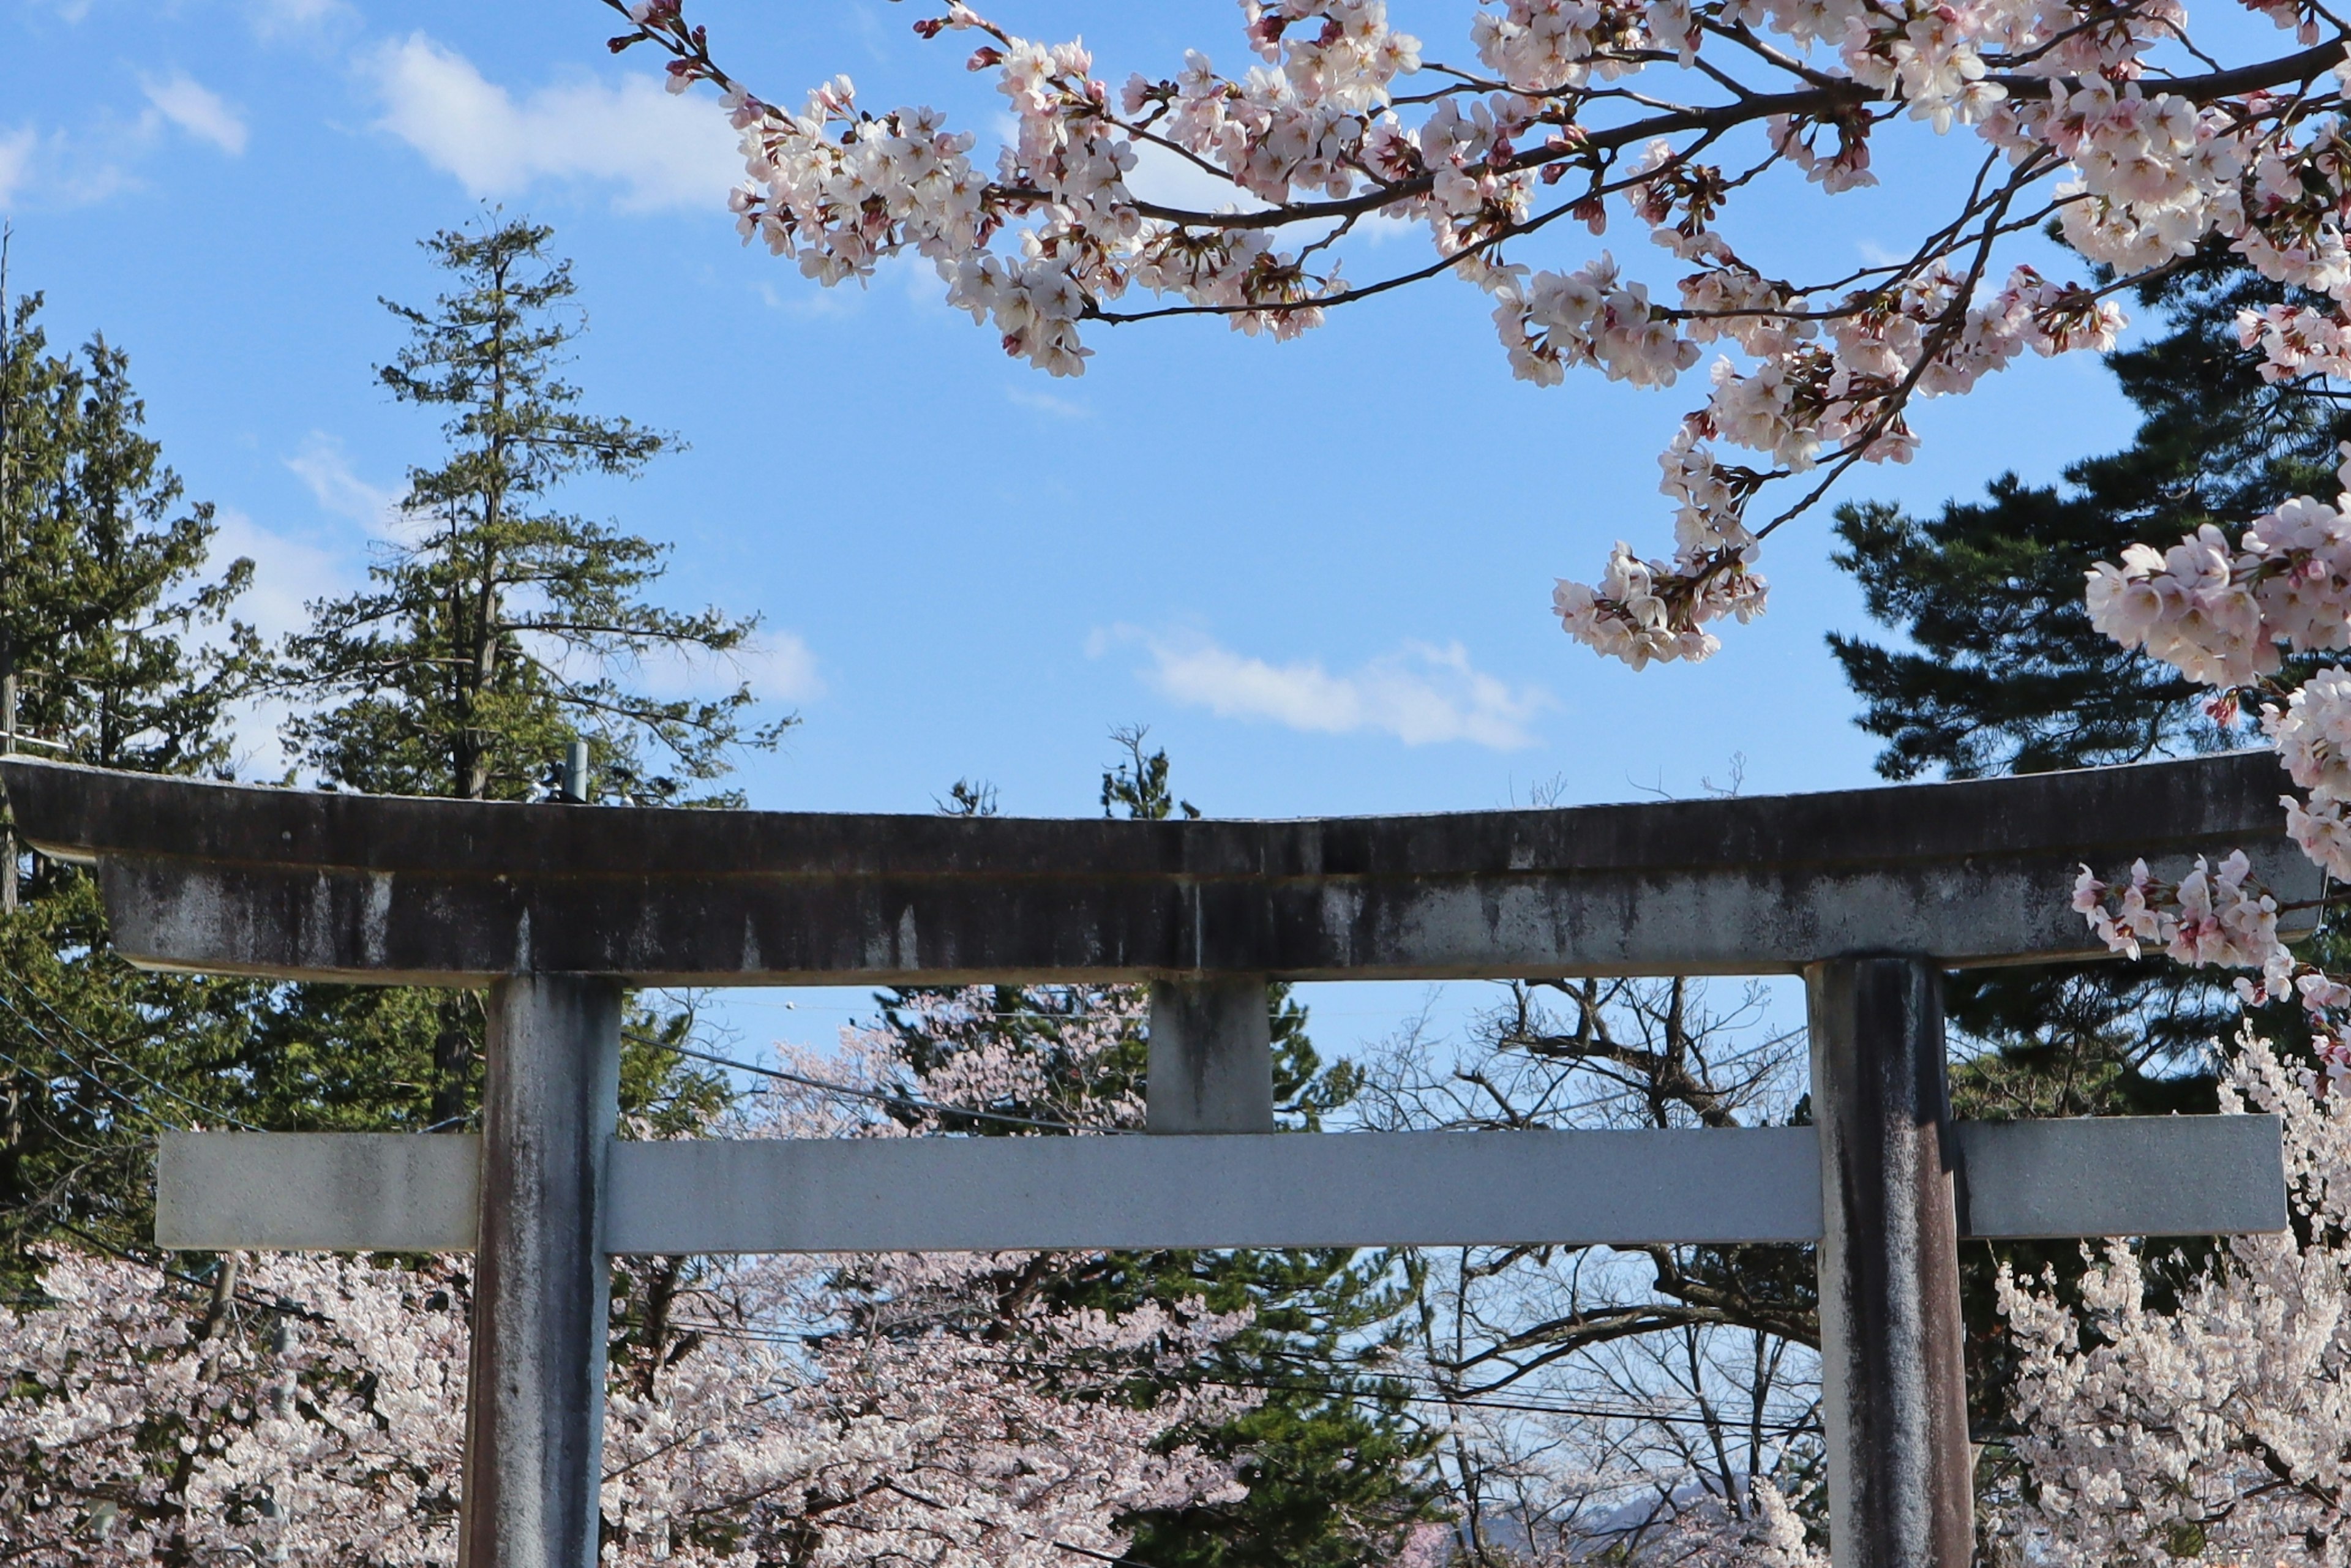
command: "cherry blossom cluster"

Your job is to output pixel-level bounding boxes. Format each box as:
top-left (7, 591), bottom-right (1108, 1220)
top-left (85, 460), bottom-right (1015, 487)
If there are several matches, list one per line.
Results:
top-left (2084, 476), bottom-right (2351, 691)
top-left (1671, 1481), bottom-right (1829, 1568)
top-left (2075, 456), bottom-right (2351, 1082)
top-left (0, 1244), bottom-right (1240, 1568)
top-left (0, 984), bottom-right (1248, 1566)
top-left (2060, 848), bottom-right (2351, 1082)
top-left (1551, 538), bottom-right (1766, 668)
top-left (2069, 850), bottom-right (2285, 975)
top-left (612, 0), bottom-right (2351, 666)
top-left (1992, 1032), bottom-right (2351, 1563)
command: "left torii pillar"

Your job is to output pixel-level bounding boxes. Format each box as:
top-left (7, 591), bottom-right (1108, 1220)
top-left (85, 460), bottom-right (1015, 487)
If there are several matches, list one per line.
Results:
top-left (462, 977), bottom-right (621, 1568)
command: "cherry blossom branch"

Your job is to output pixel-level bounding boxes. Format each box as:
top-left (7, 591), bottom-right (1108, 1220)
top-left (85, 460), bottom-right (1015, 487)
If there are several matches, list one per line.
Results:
top-left (601, 0), bottom-right (2351, 674)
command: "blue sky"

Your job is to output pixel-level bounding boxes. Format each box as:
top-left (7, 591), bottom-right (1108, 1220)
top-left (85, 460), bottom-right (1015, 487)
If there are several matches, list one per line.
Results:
top-left (1, 0), bottom-right (2155, 1057)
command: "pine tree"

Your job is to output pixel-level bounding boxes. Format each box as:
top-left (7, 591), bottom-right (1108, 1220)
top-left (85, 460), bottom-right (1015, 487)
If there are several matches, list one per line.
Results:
top-left (1825, 238), bottom-right (2347, 1441)
top-left (0, 288), bottom-right (271, 1288)
top-left (268, 216), bottom-right (767, 1139)
top-left (1826, 242), bottom-right (2333, 784)
top-left (1827, 241), bottom-right (2335, 1116)
top-left (280, 215), bottom-right (787, 808)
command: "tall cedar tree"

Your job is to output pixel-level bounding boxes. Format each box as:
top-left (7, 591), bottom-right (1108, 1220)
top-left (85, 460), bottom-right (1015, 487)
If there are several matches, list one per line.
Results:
top-left (260, 217), bottom-right (747, 1163)
top-left (233, 220), bottom-right (743, 1354)
top-left (1826, 237), bottom-right (2343, 1437)
top-left (871, 732), bottom-right (1439, 1568)
top-left (0, 291), bottom-right (271, 1289)
top-left (283, 216), bottom-right (785, 808)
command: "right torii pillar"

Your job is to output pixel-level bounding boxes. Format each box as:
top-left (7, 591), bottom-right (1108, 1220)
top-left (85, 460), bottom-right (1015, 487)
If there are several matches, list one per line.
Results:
top-left (1810, 955), bottom-right (1973, 1568)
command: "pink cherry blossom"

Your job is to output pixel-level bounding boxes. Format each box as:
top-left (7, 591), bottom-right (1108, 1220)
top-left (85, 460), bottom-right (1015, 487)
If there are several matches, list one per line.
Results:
top-left (611, 0), bottom-right (2351, 665)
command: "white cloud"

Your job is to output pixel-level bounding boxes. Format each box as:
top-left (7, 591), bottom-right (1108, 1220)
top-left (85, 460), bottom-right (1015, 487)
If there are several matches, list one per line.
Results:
top-left (0, 122), bottom-right (134, 209)
top-left (1124, 136), bottom-right (1263, 216)
top-left (0, 128), bottom-right (34, 207)
top-left (362, 34), bottom-right (739, 212)
top-left (209, 505), bottom-right (354, 645)
top-left (1006, 384), bottom-right (1090, 419)
top-left (1116, 629), bottom-right (1551, 750)
top-left (245, 0), bottom-right (353, 39)
top-left (140, 72), bottom-right (249, 157)
top-left (284, 432), bottom-right (405, 533)
top-left (626, 632), bottom-right (825, 705)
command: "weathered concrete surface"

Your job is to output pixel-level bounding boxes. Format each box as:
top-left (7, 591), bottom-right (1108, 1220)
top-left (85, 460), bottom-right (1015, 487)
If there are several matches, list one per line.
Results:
top-left (0, 752), bottom-right (2320, 984)
top-left (1810, 957), bottom-right (1973, 1568)
top-left (1956, 1112), bottom-right (2287, 1237)
top-left (461, 977), bottom-right (619, 1568)
top-left (157, 1131), bottom-right (479, 1251)
top-left (152, 1116), bottom-right (2287, 1255)
top-left (1147, 978), bottom-right (1276, 1133)
top-left (607, 1126), bottom-right (1824, 1252)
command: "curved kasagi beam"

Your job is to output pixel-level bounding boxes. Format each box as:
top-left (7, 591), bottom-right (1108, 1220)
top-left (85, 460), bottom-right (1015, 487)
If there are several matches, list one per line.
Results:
top-left (0, 752), bottom-right (2320, 986)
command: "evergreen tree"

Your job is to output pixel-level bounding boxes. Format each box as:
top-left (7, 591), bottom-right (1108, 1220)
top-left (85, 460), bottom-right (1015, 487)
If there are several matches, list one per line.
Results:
top-left (267, 216), bottom-right (769, 1139)
top-left (1828, 241), bottom-right (2336, 1114)
top-left (871, 731), bottom-right (1439, 1568)
top-left (1827, 242), bottom-right (2333, 784)
top-left (280, 215), bottom-right (787, 808)
top-left (0, 288), bottom-right (270, 1288)
top-left (1826, 238), bottom-right (2347, 1439)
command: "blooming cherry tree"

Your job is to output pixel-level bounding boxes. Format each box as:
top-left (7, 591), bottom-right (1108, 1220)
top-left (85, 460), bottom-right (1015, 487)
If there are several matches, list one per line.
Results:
top-left (1993, 1032), bottom-right (2351, 1566)
top-left (608, 0), bottom-right (2349, 666)
top-left (0, 992), bottom-right (1244, 1567)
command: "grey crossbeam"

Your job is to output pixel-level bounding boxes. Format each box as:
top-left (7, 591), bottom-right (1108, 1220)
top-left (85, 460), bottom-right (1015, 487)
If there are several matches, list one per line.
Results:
top-left (154, 1117), bottom-right (2287, 1254)
top-left (1954, 1114), bottom-right (2289, 1239)
top-left (159, 1132), bottom-right (480, 1252)
top-left (1, 752), bottom-right (2317, 984)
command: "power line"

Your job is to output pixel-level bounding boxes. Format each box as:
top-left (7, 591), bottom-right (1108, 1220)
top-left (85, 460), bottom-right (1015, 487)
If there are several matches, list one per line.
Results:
top-left (645, 1311), bottom-right (1818, 1432)
top-left (0, 1009), bottom-right (186, 1133)
top-left (0, 984), bottom-right (264, 1131)
top-left (648, 1037), bottom-right (1131, 1135)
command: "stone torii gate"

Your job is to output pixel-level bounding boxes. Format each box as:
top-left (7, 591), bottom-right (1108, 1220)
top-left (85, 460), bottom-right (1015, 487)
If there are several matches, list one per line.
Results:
top-left (0, 751), bottom-right (2322, 1568)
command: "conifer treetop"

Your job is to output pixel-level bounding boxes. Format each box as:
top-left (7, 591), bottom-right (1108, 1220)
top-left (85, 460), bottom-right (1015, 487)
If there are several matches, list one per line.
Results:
top-left (280, 214), bottom-right (788, 806)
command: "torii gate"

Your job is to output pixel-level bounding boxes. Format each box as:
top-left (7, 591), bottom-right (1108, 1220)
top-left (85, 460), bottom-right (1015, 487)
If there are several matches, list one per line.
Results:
top-left (0, 751), bottom-right (2320, 1568)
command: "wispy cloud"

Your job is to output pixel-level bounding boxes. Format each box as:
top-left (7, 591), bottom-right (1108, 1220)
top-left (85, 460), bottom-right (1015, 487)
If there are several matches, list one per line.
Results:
top-left (209, 505), bottom-right (353, 645)
top-left (0, 122), bottom-right (135, 210)
top-left (0, 69), bottom-right (245, 213)
top-left (245, 0), bottom-right (353, 39)
top-left (284, 432), bottom-right (404, 533)
top-left (629, 632), bottom-right (825, 705)
top-left (0, 129), bottom-right (34, 208)
top-left (1006, 384), bottom-right (1090, 419)
top-left (140, 72), bottom-right (249, 156)
top-left (1109, 629), bottom-right (1551, 750)
top-left (362, 34), bottom-right (738, 212)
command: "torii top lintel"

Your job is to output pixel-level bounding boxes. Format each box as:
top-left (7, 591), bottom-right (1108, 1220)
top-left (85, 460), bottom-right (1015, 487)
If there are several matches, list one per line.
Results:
top-left (0, 752), bottom-right (2320, 986)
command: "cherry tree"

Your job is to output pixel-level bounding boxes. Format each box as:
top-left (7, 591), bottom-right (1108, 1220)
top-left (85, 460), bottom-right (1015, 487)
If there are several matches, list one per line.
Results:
top-left (608, 0), bottom-right (2349, 669)
top-left (1987, 1030), bottom-right (2351, 1565)
top-left (0, 992), bottom-right (1245, 1567)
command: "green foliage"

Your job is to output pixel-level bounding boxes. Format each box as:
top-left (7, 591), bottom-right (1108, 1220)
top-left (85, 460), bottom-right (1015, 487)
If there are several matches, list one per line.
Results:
top-left (0, 296), bottom-right (258, 774)
top-left (0, 875), bottom-right (268, 1283)
top-left (279, 214), bottom-right (787, 806)
top-left (0, 291), bottom-right (269, 1291)
top-left (1829, 240), bottom-right (2338, 1117)
top-left (1828, 242), bottom-right (2340, 783)
top-left (265, 214), bottom-right (766, 1135)
top-left (0, 225), bottom-right (740, 1292)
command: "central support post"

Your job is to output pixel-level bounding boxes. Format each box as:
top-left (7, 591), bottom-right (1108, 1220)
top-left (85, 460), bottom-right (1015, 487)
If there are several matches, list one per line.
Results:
top-left (1807, 956), bottom-right (1971, 1568)
top-left (1146, 977), bottom-right (1274, 1134)
top-left (460, 976), bottom-right (621, 1568)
